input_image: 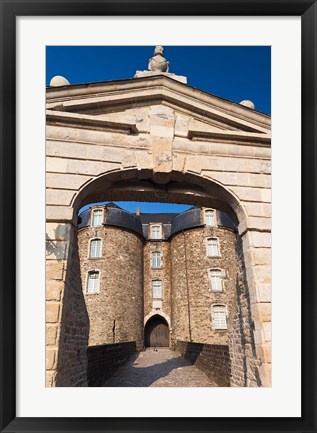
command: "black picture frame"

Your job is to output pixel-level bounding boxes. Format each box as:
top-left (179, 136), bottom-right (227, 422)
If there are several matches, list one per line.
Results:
top-left (0, 1), bottom-right (316, 432)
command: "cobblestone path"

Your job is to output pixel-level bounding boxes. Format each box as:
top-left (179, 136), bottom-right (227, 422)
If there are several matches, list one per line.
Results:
top-left (103, 348), bottom-right (218, 387)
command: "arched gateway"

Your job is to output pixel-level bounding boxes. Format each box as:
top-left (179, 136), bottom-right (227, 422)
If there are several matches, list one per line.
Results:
top-left (46, 60), bottom-right (271, 387)
top-left (145, 315), bottom-right (170, 348)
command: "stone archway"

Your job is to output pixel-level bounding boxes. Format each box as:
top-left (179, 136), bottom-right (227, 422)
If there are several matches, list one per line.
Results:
top-left (144, 315), bottom-right (170, 347)
top-left (144, 310), bottom-right (171, 328)
top-left (46, 75), bottom-right (271, 387)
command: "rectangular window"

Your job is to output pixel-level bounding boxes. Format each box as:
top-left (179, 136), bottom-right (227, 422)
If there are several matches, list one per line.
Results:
top-left (210, 270), bottom-right (224, 292)
top-left (87, 272), bottom-right (100, 294)
top-left (205, 210), bottom-right (215, 226)
top-left (90, 239), bottom-right (101, 258)
top-left (152, 252), bottom-right (161, 268)
top-left (151, 225), bottom-right (161, 239)
top-left (152, 280), bottom-right (162, 299)
top-left (212, 306), bottom-right (227, 330)
top-left (92, 209), bottom-right (103, 226)
top-left (207, 238), bottom-right (219, 256)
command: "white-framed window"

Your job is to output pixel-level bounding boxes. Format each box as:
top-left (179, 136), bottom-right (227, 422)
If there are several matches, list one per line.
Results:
top-left (212, 305), bottom-right (228, 330)
top-left (89, 238), bottom-right (102, 258)
top-left (207, 237), bottom-right (220, 257)
top-left (151, 225), bottom-right (161, 239)
top-left (210, 269), bottom-right (225, 292)
top-left (205, 209), bottom-right (215, 226)
top-left (92, 209), bottom-right (103, 227)
top-left (152, 280), bottom-right (163, 299)
top-left (151, 251), bottom-right (162, 268)
top-left (86, 271), bottom-right (100, 294)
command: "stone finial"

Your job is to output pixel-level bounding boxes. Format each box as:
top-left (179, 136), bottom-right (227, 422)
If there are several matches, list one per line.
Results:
top-left (148, 46), bottom-right (169, 73)
top-left (134, 45), bottom-right (187, 83)
top-left (239, 100), bottom-right (255, 110)
top-left (50, 75), bottom-right (70, 87)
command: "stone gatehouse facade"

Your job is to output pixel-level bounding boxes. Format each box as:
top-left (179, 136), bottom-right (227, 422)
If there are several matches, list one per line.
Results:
top-left (77, 202), bottom-right (259, 386)
top-left (46, 47), bottom-right (271, 388)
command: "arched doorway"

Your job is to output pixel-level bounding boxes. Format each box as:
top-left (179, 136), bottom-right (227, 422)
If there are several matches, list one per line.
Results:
top-left (145, 315), bottom-right (169, 347)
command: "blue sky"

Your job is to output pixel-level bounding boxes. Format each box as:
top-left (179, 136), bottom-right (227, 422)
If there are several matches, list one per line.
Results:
top-left (46, 46), bottom-right (271, 214)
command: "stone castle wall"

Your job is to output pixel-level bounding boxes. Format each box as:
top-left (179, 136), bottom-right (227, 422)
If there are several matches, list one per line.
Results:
top-left (228, 236), bottom-right (262, 386)
top-left (75, 210), bottom-right (260, 387)
top-left (78, 225), bottom-right (144, 350)
top-left (53, 228), bottom-right (89, 387)
top-left (170, 225), bottom-right (260, 386)
top-left (170, 226), bottom-right (239, 345)
top-left (176, 341), bottom-right (231, 387)
top-left (87, 342), bottom-right (136, 386)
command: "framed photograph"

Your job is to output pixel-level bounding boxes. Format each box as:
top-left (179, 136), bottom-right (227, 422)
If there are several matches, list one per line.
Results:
top-left (1, 1), bottom-right (316, 432)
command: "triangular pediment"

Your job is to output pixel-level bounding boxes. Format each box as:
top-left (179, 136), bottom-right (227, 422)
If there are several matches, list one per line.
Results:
top-left (46, 75), bottom-right (271, 144)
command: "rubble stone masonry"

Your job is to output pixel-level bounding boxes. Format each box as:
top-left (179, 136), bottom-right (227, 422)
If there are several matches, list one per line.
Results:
top-left (49, 227), bottom-right (90, 387)
top-left (78, 225), bottom-right (144, 350)
top-left (228, 236), bottom-right (262, 387)
top-left (170, 226), bottom-right (238, 345)
top-left (46, 217), bottom-right (260, 387)
top-left (176, 341), bottom-right (231, 387)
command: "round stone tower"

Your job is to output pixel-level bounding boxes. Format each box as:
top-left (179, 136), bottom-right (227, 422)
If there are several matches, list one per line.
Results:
top-left (77, 203), bottom-right (144, 350)
top-left (170, 207), bottom-right (239, 346)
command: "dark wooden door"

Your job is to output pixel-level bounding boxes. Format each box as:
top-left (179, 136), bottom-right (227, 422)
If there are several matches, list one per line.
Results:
top-left (145, 316), bottom-right (169, 347)
top-left (149, 322), bottom-right (169, 347)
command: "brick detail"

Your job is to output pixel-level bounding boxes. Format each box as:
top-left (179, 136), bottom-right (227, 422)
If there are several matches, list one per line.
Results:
top-left (46, 303), bottom-right (60, 323)
top-left (46, 280), bottom-right (64, 301)
top-left (46, 348), bottom-right (57, 370)
top-left (46, 325), bottom-right (58, 346)
top-left (46, 261), bottom-right (65, 281)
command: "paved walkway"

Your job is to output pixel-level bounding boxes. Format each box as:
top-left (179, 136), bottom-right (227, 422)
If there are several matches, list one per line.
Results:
top-left (103, 348), bottom-right (218, 387)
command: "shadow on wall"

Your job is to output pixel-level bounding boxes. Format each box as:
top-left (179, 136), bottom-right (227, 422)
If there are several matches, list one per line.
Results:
top-left (87, 342), bottom-right (136, 386)
top-left (46, 224), bottom-right (74, 261)
top-left (235, 273), bottom-right (248, 386)
top-left (55, 229), bottom-right (90, 387)
top-left (183, 343), bottom-right (203, 364)
top-left (46, 234), bottom-right (67, 261)
top-left (235, 236), bottom-right (262, 387)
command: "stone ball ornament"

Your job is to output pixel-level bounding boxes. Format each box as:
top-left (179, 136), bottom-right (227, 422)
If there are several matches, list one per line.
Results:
top-left (239, 99), bottom-right (255, 109)
top-left (50, 75), bottom-right (70, 87)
